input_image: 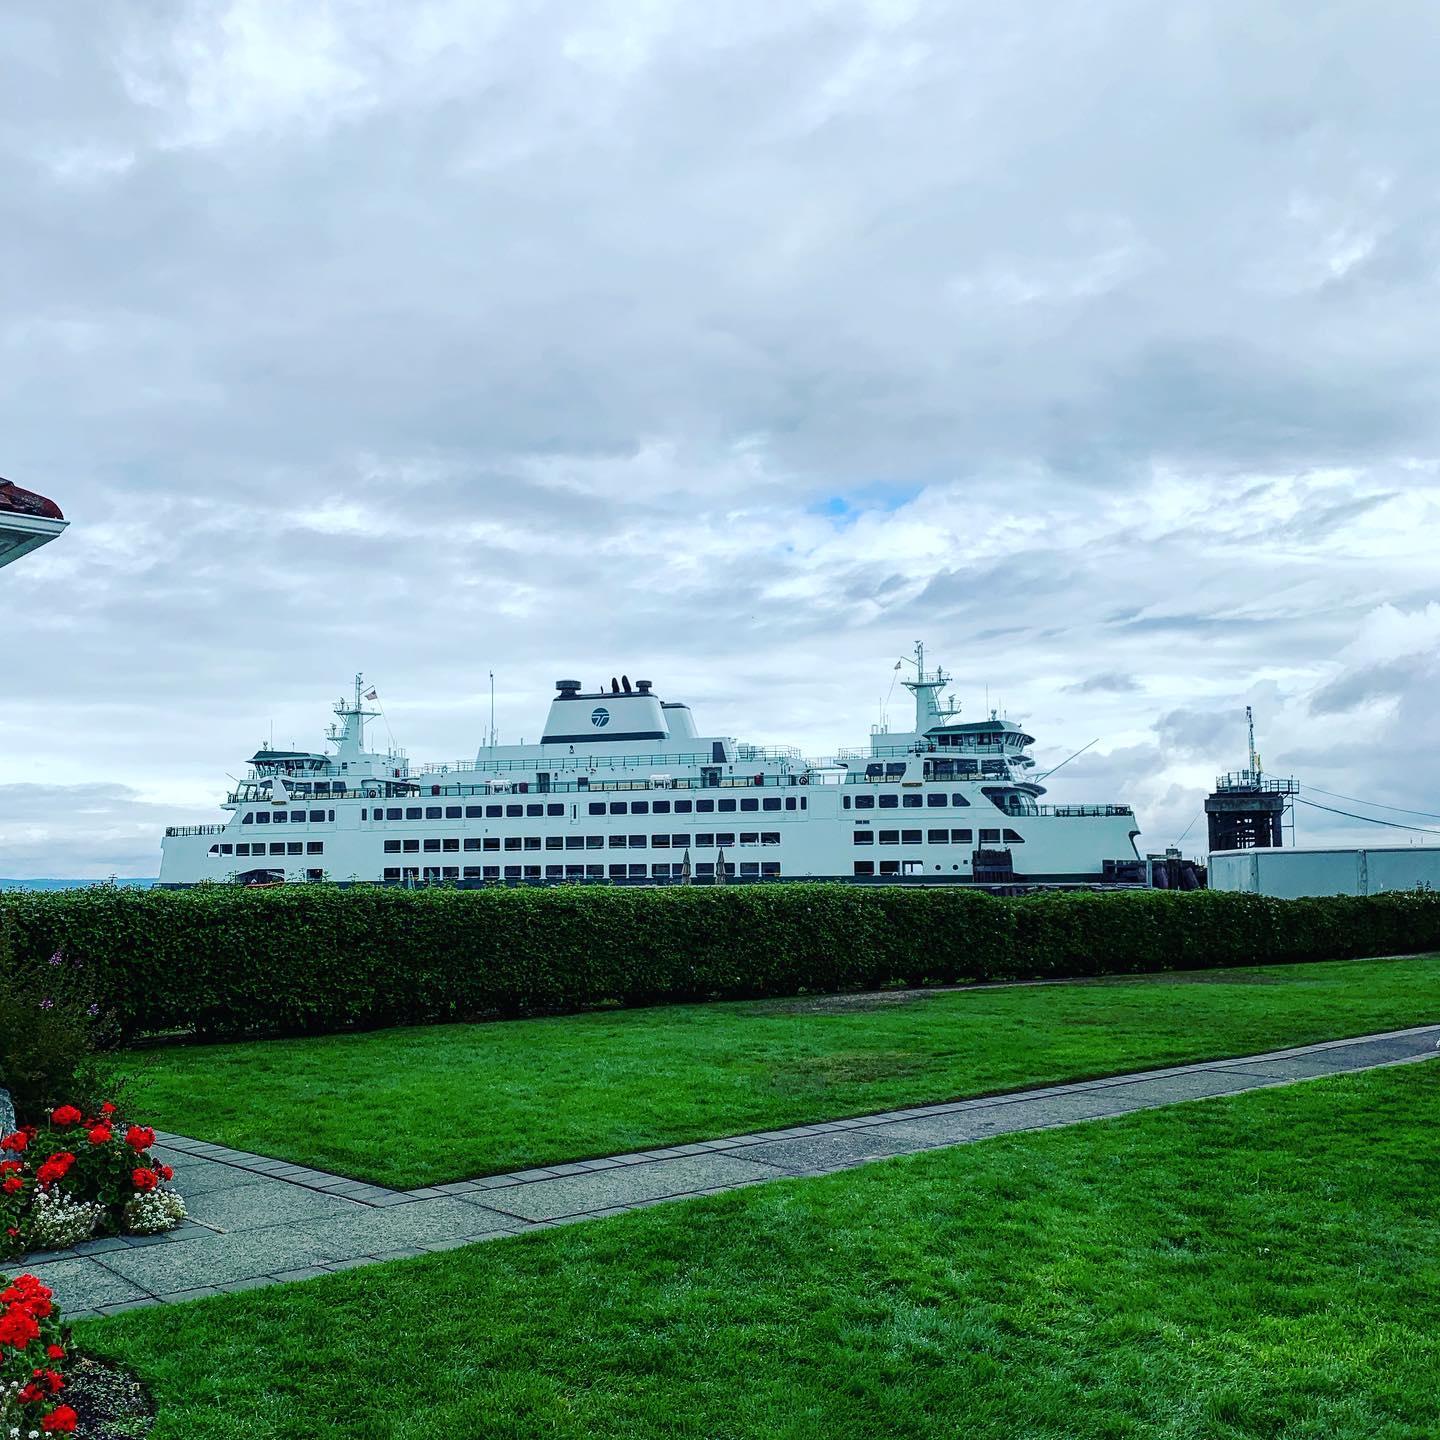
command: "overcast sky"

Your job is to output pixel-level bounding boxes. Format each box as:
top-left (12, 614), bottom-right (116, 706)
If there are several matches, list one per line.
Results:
top-left (4, 0), bottom-right (1440, 877)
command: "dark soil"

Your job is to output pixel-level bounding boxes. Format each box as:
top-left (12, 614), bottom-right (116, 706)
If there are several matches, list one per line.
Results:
top-left (65, 1353), bottom-right (155, 1439)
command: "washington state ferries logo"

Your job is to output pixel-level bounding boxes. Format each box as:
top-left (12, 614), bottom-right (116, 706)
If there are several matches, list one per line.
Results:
top-left (591, 706), bottom-right (610, 728)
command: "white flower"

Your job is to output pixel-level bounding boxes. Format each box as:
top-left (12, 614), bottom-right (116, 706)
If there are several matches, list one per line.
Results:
top-left (123, 1186), bottom-right (187, 1235)
top-left (26, 1186), bottom-right (104, 1250)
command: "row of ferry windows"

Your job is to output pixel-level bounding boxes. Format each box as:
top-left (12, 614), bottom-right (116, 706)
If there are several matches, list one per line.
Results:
top-left (382, 863), bottom-right (781, 881)
top-left (241, 810), bottom-right (335, 825)
top-left (842, 793), bottom-right (970, 810)
top-left (382, 832), bottom-right (781, 854)
top-left (853, 828), bottom-right (1023, 846)
top-left (212, 842), bottom-right (324, 856)
top-left (358, 797), bottom-right (805, 821)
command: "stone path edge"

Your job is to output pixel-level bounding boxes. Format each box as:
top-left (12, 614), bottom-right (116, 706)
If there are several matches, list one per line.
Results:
top-left (17, 1022), bottom-right (1437, 1320)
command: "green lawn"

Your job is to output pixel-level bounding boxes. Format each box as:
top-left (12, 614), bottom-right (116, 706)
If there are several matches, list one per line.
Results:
top-left (83, 1064), bottom-right (1440, 1439)
top-left (115, 953), bottom-right (1440, 1186)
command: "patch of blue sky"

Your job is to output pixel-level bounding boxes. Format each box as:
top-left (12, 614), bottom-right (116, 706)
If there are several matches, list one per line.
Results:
top-left (811, 483), bottom-right (923, 527)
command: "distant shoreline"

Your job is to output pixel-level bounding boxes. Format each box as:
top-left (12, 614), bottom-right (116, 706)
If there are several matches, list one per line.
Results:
top-left (0, 878), bottom-right (157, 891)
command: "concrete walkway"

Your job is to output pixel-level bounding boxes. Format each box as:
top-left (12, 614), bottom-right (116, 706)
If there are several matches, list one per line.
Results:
top-left (21, 1024), bottom-right (1439, 1319)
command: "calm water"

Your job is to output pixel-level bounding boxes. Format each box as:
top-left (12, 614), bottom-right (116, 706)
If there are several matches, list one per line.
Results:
top-left (0, 878), bottom-right (156, 892)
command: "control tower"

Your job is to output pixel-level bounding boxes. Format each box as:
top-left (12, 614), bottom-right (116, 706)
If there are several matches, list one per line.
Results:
top-left (0, 477), bottom-right (67, 570)
top-left (1205, 706), bottom-right (1298, 851)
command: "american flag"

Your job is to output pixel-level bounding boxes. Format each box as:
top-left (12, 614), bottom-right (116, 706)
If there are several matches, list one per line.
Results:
top-left (363, 687), bottom-right (378, 701)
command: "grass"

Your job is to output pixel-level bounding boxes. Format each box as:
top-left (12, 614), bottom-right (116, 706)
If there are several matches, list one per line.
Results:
top-left (82, 1063), bottom-right (1440, 1439)
top-left (113, 952), bottom-right (1440, 1186)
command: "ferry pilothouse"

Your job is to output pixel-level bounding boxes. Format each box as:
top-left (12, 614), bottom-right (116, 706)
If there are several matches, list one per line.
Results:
top-left (158, 647), bottom-right (1143, 888)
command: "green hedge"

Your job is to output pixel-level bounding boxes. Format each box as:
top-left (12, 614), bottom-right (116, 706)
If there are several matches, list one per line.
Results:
top-left (2, 884), bottom-right (1438, 1040)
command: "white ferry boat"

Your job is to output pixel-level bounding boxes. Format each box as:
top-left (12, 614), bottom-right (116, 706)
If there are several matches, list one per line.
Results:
top-left (159, 648), bottom-right (1142, 888)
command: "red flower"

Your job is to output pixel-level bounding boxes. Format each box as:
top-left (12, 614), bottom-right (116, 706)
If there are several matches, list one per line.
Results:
top-left (100, 1101), bottom-right (117, 1115)
top-left (87, 1125), bottom-right (112, 1146)
top-left (50, 1105), bottom-right (83, 1127)
top-left (36, 1152), bottom-right (75, 1188)
top-left (132, 1168), bottom-right (159, 1193)
top-left (2, 1177), bottom-right (21, 1193)
top-left (1, 1131), bottom-right (27, 1152)
top-left (43, 1368), bottom-right (65, 1394)
top-left (47, 1343), bottom-right (66, 1360)
top-left (41, 1406), bottom-right (78, 1433)
top-left (159, 1163), bottom-right (174, 1182)
top-left (125, 1125), bottom-right (156, 1153)
top-left (0, 1307), bottom-right (40, 1348)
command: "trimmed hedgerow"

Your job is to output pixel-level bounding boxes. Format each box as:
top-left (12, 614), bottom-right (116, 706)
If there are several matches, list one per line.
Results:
top-left (1, 885), bottom-right (1438, 1040)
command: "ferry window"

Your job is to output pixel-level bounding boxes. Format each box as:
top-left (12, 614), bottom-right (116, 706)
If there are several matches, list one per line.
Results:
top-left (609, 865), bottom-right (627, 878)
top-left (483, 838), bottom-right (500, 852)
top-left (878, 830), bottom-right (899, 845)
top-left (236, 843), bottom-right (250, 856)
top-left (484, 866), bottom-right (499, 878)
top-left (762, 797), bottom-right (780, 811)
top-left (853, 831), bottom-right (874, 845)
top-left (842, 796), bottom-right (851, 810)
top-left (545, 836), bottom-right (563, 850)
top-left (902, 795), bottom-right (922, 809)
top-left (425, 806), bottom-right (442, 820)
top-left (406, 807), bottom-right (422, 820)
top-left (586, 864), bottom-right (604, 878)
top-left (327, 810), bottom-right (336, 822)
top-left (980, 829), bottom-right (1001, 844)
top-left (653, 835), bottom-right (671, 849)
top-left (609, 835), bottom-right (627, 849)
top-left (718, 799), bottom-right (737, 813)
top-left (523, 837), bottom-right (541, 851)
top-left (273, 812), bottom-right (287, 825)
top-left (800, 797), bottom-right (807, 809)
top-left (696, 863), bottom-right (714, 877)
top-left (267, 841), bottom-right (283, 855)
top-left (504, 837), bottom-right (522, 851)
top-left (901, 830), bottom-right (921, 844)
top-left (628, 834), bottom-right (647, 849)
top-left (386, 807), bottom-right (401, 820)
top-left (565, 836), bottom-right (584, 850)
top-left (926, 794), bottom-right (946, 808)
top-left (854, 794), bottom-right (874, 810)
top-left (242, 812), bottom-right (253, 824)
top-left (879, 861), bottom-right (900, 875)
top-left (628, 864), bottom-right (646, 878)
top-left (740, 862), bottom-right (759, 877)
top-left (384, 867), bottom-right (401, 881)
top-left (1003, 828), bottom-right (1025, 843)
top-left (526, 804), bottom-right (543, 817)
top-left (307, 842), bottom-right (323, 855)
top-left (609, 802), bottom-right (627, 815)
top-left (464, 838), bottom-right (481, 851)
top-left (547, 803), bottom-right (564, 817)
top-left (853, 861), bottom-right (875, 876)
top-left (524, 866), bottom-right (541, 878)
top-left (424, 839), bottom-right (441, 853)
top-left (953, 829), bottom-right (973, 844)
top-left (306, 809), bottom-right (322, 822)
top-left (402, 840), bottom-right (418, 853)
top-left (446, 806), bottom-right (461, 819)
top-left (506, 805), bottom-right (523, 818)
top-left (653, 800), bottom-right (671, 814)
top-left (505, 866), bottom-right (522, 878)
top-left (221, 844), bottom-right (233, 855)
top-left (631, 801), bottom-right (649, 815)
top-left (762, 832), bottom-right (780, 845)
top-left (927, 829), bottom-right (949, 844)
top-left (671, 834), bottom-right (691, 847)
top-left (588, 803), bottom-right (605, 816)
top-left (950, 794), bottom-right (971, 807)
top-left (716, 832), bottom-right (735, 846)
top-left (761, 862), bottom-right (780, 876)
top-left (652, 864), bottom-right (672, 879)
top-left (443, 838), bottom-right (459, 852)
top-left (546, 865), bottom-right (563, 878)
top-left (878, 794), bottom-right (898, 809)
top-left (696, 832), bottom-right (715, 847)
top-left (696, 799), bottom-right (715, 813)
top-left (287, 842), bottom-right (302, 856)
top-left (384, 840), bottom-right (401, 854)
top-left (464, 867), bottom-right (482, 879)
top-left (586, 836), bottom-right (603, 849)
top-left (488, 805), bottom-right (504, 818)
top-left (740, 832), bottom-right (758, 845)
top-left (466, 805), bottom-right (482, 818)
top-left (785, 798), bottom-right (797, 810)
top-left (675, 800), bottom-right (693, 814)
top-left (256, 811), bottom-right (271, 825)
top-left (740, 798), bottom-right (758, 812)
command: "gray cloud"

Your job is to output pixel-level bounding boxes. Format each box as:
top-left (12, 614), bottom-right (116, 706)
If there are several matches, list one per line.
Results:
top-left (3, 1), bottom-right (1440, 874)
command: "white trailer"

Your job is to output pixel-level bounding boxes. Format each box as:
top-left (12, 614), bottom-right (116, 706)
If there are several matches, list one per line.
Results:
top-left (1208, 845), bottom-right (1440, 899)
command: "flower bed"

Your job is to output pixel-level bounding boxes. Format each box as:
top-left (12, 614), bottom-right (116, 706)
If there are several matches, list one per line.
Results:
top-left (0, 1271), bottom-right (75, 1434)
top-left (1, 1105), bottom-right (185, 1261)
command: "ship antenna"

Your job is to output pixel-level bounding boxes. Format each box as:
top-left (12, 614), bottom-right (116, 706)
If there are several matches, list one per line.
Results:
top-left (489, 670), bottom-right (496, 760)
top-left (1247, 704), bottom-right (1258, 778)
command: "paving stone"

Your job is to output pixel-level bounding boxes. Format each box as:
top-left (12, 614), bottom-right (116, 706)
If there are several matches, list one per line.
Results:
top-left (183, 1180), bottom-right (364, 1233)
top-left (486, 1154), bottom-right (780, 1222)
top-left (157, 1157), bottom-right (276, 1197)
top-left (21, 1257), bottom-right (153, 1310)
top-left (287, 1196), bottom-right (518, 1262)
top-left (99, 1227), bottom-right (336, 1296)
top-left (271, 1266), bottom-right (332, 1283)
top-left (741, 1130), bottom-right (921, 1173)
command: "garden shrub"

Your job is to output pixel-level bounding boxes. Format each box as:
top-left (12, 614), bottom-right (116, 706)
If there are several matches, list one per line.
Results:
top-left (0, 1271), bottom-right (75, 1435)
top-left (1, 884), bottom-right (1438, 1042)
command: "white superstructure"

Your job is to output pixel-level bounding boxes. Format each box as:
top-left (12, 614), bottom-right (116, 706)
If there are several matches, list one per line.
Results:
top-left (159, 647), bottom-right (1142, 887)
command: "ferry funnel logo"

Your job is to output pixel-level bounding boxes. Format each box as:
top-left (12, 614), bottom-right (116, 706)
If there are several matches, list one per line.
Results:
top-left (591, 706), bottom-right (610, 728)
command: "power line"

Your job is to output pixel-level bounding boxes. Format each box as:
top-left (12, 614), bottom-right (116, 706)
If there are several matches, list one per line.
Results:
top-left (1173, 809), bottom-right (1202, 847)
top-left (1299, 782), bottom-right (1440, 823)
top-left (1294, 796), bottom-right (1440, 837)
